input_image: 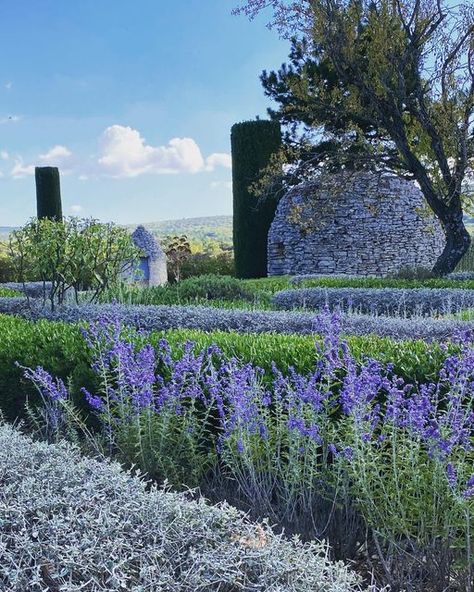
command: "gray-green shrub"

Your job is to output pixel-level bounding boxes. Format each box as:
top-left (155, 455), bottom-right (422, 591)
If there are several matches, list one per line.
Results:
top-left (0, 424), bottom-right (371, 592)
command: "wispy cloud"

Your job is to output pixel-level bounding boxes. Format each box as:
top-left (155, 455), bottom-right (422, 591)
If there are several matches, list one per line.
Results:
top-left (0, 115), bottom-right (21, 124)
top-left (4, 82), bottom-right (12, 91)
top-left (11, 144), bottom-right (75, 179)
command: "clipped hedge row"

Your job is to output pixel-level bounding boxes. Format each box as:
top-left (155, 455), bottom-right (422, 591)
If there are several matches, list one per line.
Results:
top-left (0, 425), bottom-right (367, 592)
top-left (0, 312), bottom-right (449, 420)
top-left (273, 287), bottom-right (474, 316)
top-left (289, 273), bottom-right (474, 289)
top-left (0, 287), bottom-right (22, 298)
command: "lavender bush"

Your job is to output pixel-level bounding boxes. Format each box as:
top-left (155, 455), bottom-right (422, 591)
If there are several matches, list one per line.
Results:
top-left (24, 310), bottom-right (474, 590)
top-left (273, 287), bottom-right (474, 316)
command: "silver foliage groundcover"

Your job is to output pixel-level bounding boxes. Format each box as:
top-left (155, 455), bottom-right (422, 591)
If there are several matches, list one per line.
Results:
top-left (273, 287), bottom-right (474, 316)
top-left (1, 297), bottom-right (474, 341)
top-left (0, 425), bottom-right (373, 592)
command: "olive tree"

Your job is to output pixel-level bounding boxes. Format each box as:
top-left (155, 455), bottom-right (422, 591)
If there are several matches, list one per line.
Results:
top-left (233, 0), bottom-right (474, 275)
top-left (10, 218), bottom-right (140, 310)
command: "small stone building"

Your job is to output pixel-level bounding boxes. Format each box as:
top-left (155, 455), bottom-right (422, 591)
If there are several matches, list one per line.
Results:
top-left (130, 225), bottom-right (168, 286)
top-left (267, 171), bottom-right (445, 277)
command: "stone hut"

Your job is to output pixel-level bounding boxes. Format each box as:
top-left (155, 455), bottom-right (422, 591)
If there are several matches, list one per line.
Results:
top-left (130, 225), bottom-right (168, 286)
top-left (267, 171), bottom-right (445, 277)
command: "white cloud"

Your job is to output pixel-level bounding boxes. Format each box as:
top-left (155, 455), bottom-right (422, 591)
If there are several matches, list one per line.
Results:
top-left (97, 125), bottom-right (232, 178)
top-left (10, 144), bottom-right (75, 179)
top-left (97, 125), bottom-right (207, 177)
top-left (7, 125), bottom-right (232, 180)
top-left (5, 82), bottom-right (12, 90)
top-left (70, 204), bottom-right (83, 214)
top-left (39, 145), bottom-right (72, 163)
top-left (206, 153), bottom-right (232, 171)
top-left (0, 151), bottom-right (9, 160)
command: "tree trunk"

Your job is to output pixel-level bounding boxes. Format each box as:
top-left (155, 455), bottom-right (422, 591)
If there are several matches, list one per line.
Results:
top-left (432, 208), bottom-right (471, 276)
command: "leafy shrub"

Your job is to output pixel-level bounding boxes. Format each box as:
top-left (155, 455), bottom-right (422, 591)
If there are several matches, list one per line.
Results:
top-left (0, 251), bottom-right (16, 282)
top-left (273, 287), bottom-right (474, 316)
top-left (179, 251), bottom-right (234, 279)
top-left (0, 424), bottom-right (368, 592)
top-left (160, 274), bottom-right (255, 301)
top-left (10, 217), bottom-right (139, 309)
top-left (164, 234), bottom-right (192, 282)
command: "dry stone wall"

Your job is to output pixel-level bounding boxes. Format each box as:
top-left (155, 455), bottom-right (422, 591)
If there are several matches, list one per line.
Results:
top-left (267, 172), bottom-right (445, 277)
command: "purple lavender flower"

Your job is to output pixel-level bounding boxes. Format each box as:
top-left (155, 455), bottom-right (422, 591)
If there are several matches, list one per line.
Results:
top-left (446, 463), bottom-right (458, 488)
top-left (462, 475), bottom-right (474, 498)
top-left (22, 366), bottom-right (68, 401)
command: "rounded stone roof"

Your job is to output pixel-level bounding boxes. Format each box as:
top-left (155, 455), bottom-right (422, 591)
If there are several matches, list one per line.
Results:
top-left (267, 171), bottom-right (445, 277)
top-left (131, 226), bottom-right (166, 261)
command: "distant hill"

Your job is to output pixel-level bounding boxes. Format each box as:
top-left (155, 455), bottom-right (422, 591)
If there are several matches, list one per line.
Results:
top-left (126, 216), bottom-right (233, 248)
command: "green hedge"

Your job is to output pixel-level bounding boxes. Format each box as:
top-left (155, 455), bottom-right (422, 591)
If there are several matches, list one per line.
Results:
top-left (102, 275), bottom-right (288, 309)
top-left (0, 316), bottom-right (93, 420)
top-left (0, 287), bottom-right (22, 298)
top-left (294, 276), bottom-right (474, 289)
top-left (0, 314), bottom-right (449, 421)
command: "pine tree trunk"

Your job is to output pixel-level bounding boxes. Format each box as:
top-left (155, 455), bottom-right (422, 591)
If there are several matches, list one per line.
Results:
top-left (432, 208), bottom-right (471, 276)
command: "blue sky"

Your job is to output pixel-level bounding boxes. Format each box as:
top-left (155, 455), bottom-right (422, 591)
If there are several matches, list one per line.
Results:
top-left (0, 0), bottom-right (289, 226)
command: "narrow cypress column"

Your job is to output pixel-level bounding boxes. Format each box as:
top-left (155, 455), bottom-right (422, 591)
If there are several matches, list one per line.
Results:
top-left (231, 120), bottom-right (281, 278)
top-left (35, 166), bottom-right (63, 221)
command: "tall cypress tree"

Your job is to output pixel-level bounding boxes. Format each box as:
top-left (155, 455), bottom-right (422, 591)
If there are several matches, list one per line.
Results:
top-left (35, 167), bottom-right (63, 221)
top-left (231, 120), bottom-right (282, 278)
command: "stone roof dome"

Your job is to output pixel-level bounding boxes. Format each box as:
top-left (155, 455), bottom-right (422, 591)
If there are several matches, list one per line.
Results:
top-left (267, 171), bottom-right (445, 277)
top-left (131, 226), bottom-right (165, 261)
